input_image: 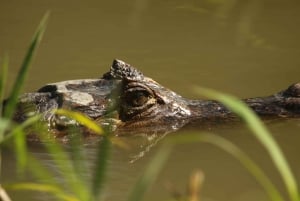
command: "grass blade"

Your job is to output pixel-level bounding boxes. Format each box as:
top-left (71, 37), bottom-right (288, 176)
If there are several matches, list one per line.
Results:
top-left (194, 86), bottom-right (299, 201)
top-left (27, 154), bottom-right (58, 186)
top-left (91, 136), bottom-right (111, 199)
top-left (55, 109), bottom-right (103, 135)
top-left (13, 128), bottom-right (27, 174)
top-left (1, 115), bottom-right (41, 144)
top-left (68, 126), bottom-right (89, 187)
top-left (1, 115), bottom-right (41, 175)
top-left (38, 136), bottom-right (90, 201)
top-left (25, 155), bottom-right (80, 200)
top-left (5, 183), bottom-right (79, 201)
top-left (0, 119), bottom-right (10, 144)
top-left (3, 12), bottom-right (49, 119)
top-left (27, 155), bottom-right (61, 186)
top-left (0, 55), bottom-right (8, 200)
top-left (127, 144), bottom-right (172, 201)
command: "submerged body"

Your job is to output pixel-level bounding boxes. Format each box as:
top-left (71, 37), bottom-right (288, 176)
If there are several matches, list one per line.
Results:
top-left (13, 60), bottom-right (300, 136)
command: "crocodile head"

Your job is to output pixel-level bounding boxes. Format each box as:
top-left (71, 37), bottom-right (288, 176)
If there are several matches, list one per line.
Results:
top-left (15, 59), bottom-right (192, 136)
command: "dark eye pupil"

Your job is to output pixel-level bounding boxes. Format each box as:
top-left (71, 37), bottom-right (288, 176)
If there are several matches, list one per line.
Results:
top-left (134, 92), bottom-right (148, 105)
top-left (126, 91), bottom-right (149, 107)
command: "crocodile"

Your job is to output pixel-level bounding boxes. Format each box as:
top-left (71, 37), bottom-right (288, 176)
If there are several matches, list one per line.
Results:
top-left (11, 59), bottom-right (300, 137)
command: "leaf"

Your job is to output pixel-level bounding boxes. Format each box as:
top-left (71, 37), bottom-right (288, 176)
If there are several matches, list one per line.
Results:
top-left (91, 136), bottom-right (111, 199)
top-left (3, 12), bottom-right (49, 119)
top-left (55, 109), bottom-right (103, 135)
top-left (194, 86), bottom-right (299, 201)
top-left (1, 115), bottom-right (41, 144)
top-left (5, 183), bottom-right (79, 201)
top-left (26, 155), bottom-right (59, 187)
top-left (0, 119), bottom-right (9, 143)
top-left (37, 133), bottom-right (90, 201)
top-left (13, 128), bottom-right (27, 174)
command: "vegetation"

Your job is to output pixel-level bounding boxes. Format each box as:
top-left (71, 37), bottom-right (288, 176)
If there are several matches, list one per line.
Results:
top-left (0, 12), bottom-right (299, 201)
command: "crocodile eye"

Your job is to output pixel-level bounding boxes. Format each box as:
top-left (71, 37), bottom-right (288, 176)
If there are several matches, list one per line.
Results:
top-left (124, 88), bottom-right (152, 107)
top-left (126, 91), bottom-right (149, 107)
top-left (120, 83), bottom-right (157, 120)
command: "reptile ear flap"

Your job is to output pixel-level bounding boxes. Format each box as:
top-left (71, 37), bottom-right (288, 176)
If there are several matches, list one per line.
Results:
top-left (102, 59), bottom-right (144, 81)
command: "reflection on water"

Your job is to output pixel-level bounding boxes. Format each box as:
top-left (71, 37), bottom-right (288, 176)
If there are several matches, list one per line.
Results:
top-left (3, 119), bottom-right (300, 201)
top-left (1, 0), bottom-right (300, 200)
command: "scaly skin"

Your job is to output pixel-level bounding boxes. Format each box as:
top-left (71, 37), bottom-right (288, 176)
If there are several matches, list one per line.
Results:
top-left (11, 59), bottom-right (300, 136)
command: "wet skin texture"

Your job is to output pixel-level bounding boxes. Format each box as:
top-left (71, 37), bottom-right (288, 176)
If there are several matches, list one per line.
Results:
top-left (12, 59), bottom-right (300, 136)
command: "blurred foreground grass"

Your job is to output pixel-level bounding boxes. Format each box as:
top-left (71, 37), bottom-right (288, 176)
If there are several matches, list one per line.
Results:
top-left (0, 12), bottom-right (299, 201)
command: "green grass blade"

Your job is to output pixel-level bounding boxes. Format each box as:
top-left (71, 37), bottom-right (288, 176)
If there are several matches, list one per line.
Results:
top-left (27, 155), bottom-right (60, 186)
top-left (0, 119), bottom-right (9, 195)
top-left (55, 109), bottom-right (103, 135)
top-left (13, 128), bottom-right (27, 174)
top-left (5, 182), bottom-right (79, 201)
top-left (0, 55), bottom-right (8, 118)
top-left (1, 115), bottom-right (41, 175)
top-left (68, 126), bottom-right (89, 187)
top-left (38, 137), bottom-right (90, 201)
top-left (168, 133), bottom-right (285, 201)
top-left (0, 119), bottom-right (10, 143)
top-left (1, 115), bottom-right (41, 144)
top-left (194, 86), bottom-right (299, 201)
top-left (27, 154), bottom-right (86, 200)
top-left (3, 12), bottom-right (49, 119)
top-left (127, 144), bottom-right (172, 201)
top-left (91, 136), bottom-right (111, 199)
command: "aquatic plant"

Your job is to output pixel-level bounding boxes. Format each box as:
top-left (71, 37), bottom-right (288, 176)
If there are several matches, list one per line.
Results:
top-left (1, 12), bottom-right (299, 201)
top-left (0, 11), bottom-right (49, 201)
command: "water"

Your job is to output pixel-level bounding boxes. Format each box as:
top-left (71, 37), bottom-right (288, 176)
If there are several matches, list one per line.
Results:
top-left (1, 0), bottom-right (300, 200)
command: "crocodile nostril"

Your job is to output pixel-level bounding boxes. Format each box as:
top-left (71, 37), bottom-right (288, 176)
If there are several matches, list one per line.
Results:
top-left (38, 85), bottom-right (58, 93)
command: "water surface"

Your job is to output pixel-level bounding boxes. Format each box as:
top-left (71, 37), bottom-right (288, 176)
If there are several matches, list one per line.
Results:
top-left (1, 1), bottom-right (300, 200)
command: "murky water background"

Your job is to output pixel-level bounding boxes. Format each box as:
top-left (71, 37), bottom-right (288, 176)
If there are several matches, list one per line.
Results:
top-left (1, 0), bottom-right (300, 200)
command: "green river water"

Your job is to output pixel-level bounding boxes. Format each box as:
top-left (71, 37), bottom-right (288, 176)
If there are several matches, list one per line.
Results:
top-left (1, 0), bottom-right (300, 200)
